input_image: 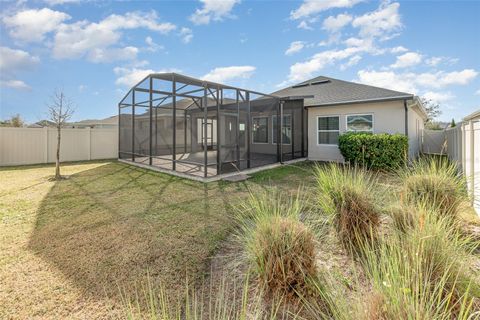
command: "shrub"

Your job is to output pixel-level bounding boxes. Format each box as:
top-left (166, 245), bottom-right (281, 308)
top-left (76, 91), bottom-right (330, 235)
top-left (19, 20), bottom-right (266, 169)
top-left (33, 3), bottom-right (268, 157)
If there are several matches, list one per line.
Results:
top-left (315, 163), bottom-right (381, 251)
top-left (338, 132), bottom-right (408, 170)
top-left (237, 190), bottom-right (317, 299)
top-left (399, 157), bottom-right (467, 219)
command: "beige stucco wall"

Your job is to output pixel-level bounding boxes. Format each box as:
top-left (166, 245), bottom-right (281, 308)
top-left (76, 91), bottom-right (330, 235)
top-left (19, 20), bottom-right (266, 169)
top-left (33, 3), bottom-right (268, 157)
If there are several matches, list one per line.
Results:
top-left (307, 100), bottom-right (406, 162)
top-left (408, 105), bottom-right (426, 158)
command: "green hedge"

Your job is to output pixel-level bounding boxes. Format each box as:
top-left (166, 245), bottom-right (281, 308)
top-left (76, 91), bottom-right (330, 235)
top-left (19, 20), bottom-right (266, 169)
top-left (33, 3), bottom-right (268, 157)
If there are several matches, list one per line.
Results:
top-left (338, 132), bottom-right (408, 170)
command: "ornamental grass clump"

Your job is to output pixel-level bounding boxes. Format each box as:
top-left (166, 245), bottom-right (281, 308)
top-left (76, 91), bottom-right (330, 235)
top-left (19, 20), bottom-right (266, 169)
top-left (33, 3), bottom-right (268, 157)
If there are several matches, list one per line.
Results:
top-left (399, 157), bottom-right (467, 220)
top-left (360, 206), bottom-right (478, 319)
top-left (315, 163), bottom-right (381, 251)
top-left (237, 190), bottom-right (317, 300)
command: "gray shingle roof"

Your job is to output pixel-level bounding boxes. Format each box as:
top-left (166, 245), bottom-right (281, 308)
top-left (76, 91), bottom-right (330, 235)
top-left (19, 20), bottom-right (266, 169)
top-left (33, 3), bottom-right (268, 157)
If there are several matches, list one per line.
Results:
top-left (271, 76), bottom-right (414, 107)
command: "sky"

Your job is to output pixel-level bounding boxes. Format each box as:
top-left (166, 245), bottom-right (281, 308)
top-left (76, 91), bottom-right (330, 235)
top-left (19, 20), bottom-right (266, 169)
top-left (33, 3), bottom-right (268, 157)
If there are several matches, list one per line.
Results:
top-left (0, 0), bottom-right (479, 123)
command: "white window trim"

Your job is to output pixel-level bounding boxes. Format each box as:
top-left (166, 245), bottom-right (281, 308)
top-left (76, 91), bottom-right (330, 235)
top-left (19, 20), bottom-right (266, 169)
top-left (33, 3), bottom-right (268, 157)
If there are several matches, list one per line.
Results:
top-left (252, 116), bottom-right (269, 144)
top-left (271, 114), bottom-right (292, 145)
top-left (345, 113), bottom-right (374, 133)
top-left (317, 115), bottom-right (340, 146)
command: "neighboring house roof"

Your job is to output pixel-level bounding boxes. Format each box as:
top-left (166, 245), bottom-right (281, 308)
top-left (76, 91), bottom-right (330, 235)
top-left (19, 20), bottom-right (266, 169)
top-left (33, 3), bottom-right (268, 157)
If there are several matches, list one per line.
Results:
top-left (463, 109), bottom-right (480, 121)
top-left (28, 120), bottom-right (56, 128)
top-left (271, 76), bottom-right (414, 107)
top-left (71, 115), bottom-right (118, 127)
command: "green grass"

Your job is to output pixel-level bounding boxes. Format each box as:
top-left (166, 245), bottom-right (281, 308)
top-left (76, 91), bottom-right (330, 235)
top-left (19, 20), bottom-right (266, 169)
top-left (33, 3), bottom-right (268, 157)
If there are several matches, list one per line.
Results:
top-left (2, 159), bottom-right (478, 319)
top-left (0, 160), bottom-right (317, 319)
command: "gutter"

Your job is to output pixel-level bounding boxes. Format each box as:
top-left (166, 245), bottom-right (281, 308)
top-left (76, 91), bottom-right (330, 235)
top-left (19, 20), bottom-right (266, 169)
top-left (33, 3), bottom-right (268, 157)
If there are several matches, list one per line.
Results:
top-left (303, 95), bottom-right (414, 108)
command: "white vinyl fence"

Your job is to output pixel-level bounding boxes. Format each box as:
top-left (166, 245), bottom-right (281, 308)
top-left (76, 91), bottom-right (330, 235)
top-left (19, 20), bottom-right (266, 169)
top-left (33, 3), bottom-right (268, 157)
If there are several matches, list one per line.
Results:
top-left (424, 119), bottom-right (480, 214)
top-left (0, 127), bottom-right (118, 166)
top-left (422, 129), bottom-right (447, 154)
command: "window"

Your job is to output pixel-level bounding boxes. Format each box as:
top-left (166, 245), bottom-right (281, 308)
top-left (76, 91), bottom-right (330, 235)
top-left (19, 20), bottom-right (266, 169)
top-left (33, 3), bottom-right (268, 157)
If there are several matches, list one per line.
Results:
top-left (317, 116), bottom-right (339, 145)
top-left (272, 115), bottom-right (292, 144)
top-left (346, 114), bottom-right (373, 132)
top-left (252, 117), bottom-right (268, 143)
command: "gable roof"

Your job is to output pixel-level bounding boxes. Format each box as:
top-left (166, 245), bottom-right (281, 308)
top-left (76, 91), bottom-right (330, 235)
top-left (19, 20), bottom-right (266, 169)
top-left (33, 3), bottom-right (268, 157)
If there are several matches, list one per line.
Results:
top-left (271, 76), bottom-right (414, 107)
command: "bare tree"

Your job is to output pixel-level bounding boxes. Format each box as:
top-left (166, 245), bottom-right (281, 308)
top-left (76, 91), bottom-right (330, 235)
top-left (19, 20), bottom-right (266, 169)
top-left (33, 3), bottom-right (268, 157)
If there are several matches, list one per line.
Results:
top-left (47, 89), bottom-right (74, 180)
top-left (420, 97), bottom-right (442, 122)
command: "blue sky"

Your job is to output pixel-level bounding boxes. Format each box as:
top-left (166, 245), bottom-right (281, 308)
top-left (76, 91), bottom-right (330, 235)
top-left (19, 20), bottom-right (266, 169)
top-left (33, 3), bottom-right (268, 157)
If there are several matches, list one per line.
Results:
top-left (0, 0), bottom-right (479, 123)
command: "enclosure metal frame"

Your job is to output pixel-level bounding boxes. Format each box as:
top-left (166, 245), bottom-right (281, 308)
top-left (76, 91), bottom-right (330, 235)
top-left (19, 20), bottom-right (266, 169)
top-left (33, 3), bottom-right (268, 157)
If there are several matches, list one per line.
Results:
top-left (118, 73), bottom-right (307, 179)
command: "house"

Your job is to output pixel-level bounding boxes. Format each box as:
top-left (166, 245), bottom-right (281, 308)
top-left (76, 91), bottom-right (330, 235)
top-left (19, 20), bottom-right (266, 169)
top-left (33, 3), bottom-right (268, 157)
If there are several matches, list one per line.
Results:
top-left (70, 115), bottom-right (118, 129)
top-left (118, 73), bottom-right (427, 181)
top-left (28, 116), bottom-right (118, 129)
top-left (271, 76), bottom-right (428, 162)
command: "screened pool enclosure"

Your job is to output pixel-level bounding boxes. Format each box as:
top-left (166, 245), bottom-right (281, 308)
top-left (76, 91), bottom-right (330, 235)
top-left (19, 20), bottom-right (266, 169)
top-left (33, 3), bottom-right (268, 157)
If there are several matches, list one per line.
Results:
top-left (118, 73), bottom-right (306, 179)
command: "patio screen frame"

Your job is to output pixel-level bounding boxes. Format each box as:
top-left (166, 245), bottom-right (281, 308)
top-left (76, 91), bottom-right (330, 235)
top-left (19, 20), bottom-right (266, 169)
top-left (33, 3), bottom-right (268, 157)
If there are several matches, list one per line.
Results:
top-left (118, 73), bottom-right (306, 179)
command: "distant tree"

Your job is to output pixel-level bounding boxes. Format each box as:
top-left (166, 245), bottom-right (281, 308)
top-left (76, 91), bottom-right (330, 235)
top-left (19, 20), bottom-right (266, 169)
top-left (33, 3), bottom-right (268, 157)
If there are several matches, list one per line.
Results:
top-left (47, 89), bottom-right (75, 180)
top-left (10, 114), bottom-right (24, 127)
top-left (420, 97), bottom-right (442, 123)
top-left (0, 114), bottom-right (25, 127)
top-left (450, 118), bottom-right (456, 127)
top-left (425, 121), bottom-right (443, 130)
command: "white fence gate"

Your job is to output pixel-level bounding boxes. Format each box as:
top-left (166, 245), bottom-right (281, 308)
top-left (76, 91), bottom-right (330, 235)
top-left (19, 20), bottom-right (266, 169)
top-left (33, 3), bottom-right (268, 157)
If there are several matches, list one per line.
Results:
top-left (0, 127), bottom-right (118, 166)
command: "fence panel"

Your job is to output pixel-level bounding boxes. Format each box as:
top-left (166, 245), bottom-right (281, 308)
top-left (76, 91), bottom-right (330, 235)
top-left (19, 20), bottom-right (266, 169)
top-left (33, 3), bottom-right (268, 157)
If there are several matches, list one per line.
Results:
top-left (441, 122), bottom-right (479, 214)
top-left (422, 129), bottom-right (446, 154)
top-left (0, 127), bottom-right (118, 166)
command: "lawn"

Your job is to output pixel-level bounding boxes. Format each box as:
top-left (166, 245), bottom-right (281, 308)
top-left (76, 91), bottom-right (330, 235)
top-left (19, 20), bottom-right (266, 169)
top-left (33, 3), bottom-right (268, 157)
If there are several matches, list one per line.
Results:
top-left (0, 160), bottom-right (315, 319)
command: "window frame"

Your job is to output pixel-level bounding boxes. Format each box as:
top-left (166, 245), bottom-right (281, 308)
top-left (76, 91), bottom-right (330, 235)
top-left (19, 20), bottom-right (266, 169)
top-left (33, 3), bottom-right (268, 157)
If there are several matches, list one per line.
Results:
top-left (317, 115), bottom-right (340, 146)
top-left (251, 116), bottom-right (269, 144)
top-left (271, 114), bottom-right (292, 145)
top-left (345, 113), bottom-right (374, 133)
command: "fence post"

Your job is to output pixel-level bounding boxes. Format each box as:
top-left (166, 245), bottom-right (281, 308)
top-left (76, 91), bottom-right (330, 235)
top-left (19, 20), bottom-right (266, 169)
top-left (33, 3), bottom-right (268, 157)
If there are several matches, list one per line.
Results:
top-left (43, 127), bottom-right (48, 163)
top-left (87, 127), bottom-right (92, 160)
top-left (470, 120), bottom-right (475, 204)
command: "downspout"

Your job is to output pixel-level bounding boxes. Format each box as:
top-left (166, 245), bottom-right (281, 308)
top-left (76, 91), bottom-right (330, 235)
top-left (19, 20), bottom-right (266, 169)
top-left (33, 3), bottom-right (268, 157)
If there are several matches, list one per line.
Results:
top-left (404, 99), bottom-right (408, 137)
top-left (404, 99), bottom-right (409, 159)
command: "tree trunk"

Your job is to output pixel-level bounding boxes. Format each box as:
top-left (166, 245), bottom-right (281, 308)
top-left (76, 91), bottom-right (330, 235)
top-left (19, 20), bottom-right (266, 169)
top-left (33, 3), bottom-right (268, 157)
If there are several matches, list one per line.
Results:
top-left (55, 125), bottom-right (61, 179)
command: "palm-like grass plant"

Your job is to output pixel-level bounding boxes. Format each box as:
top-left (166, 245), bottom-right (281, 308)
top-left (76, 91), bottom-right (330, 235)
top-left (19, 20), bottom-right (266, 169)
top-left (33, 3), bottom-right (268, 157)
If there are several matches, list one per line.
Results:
top-left (314, 163), bottom-right (381, 251)
top-left (236, 189), bottom-right (318, 300)
top-left (359, 206), bottom-right (478, 319)
top-left (399, 157), bottom-right (467, 220)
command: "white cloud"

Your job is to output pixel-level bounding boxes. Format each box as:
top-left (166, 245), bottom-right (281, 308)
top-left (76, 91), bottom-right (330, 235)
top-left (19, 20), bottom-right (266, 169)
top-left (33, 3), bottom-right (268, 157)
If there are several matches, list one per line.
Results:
top-left (391, 52), bottom-right (422, 68)
top-left (0, 46), bottom-right (40, 75)
top-left (475, 89), bottom-right (480, 96)
top-left (3, 8), bottom-right (71, 42)
top-left (44, 0), bottom-right (82, 5)
top-left (88, 47), bottom-right (139, 63)
top-left (53, 11), bottom-right (176, 61)
top-left (352, 2), bottom-right (402, 40)
top-left (357, 70), bottom-right (415, 93)
top-left (180, 27), bottom-right (193, 44)
top-left (290, 0), bottom-right (362, 20)
top-left (322, 13), bottom-right (353, 32)
top-left (281, 47), bottom-right (363, 86)
top-left (423, 91), bottom-right (455, 103)
top-left (113, 67), bottom-right (180, 87)
top-left (202, 66), bottom-right (255, 83)
top-left (145, 36), bottom-right (164, 52)
top-left (297, 20), bottom-right (312, 30)
top-left (390, 46), bottom-right (408, 53)
top-left (340, 54), bottom-right (362, 70)
top-left (425, 56), bottom-right (458, 67)
top-left (0, 79), bottom-right (31, 90)
top-left (356, 69), bottom-right (479, 94)
top-left (285, 41), bottom-right (306, 56)
top-left (416, 69), bottom-right (478, 88)
top-left (189, 0), bottom-right (240, 25)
